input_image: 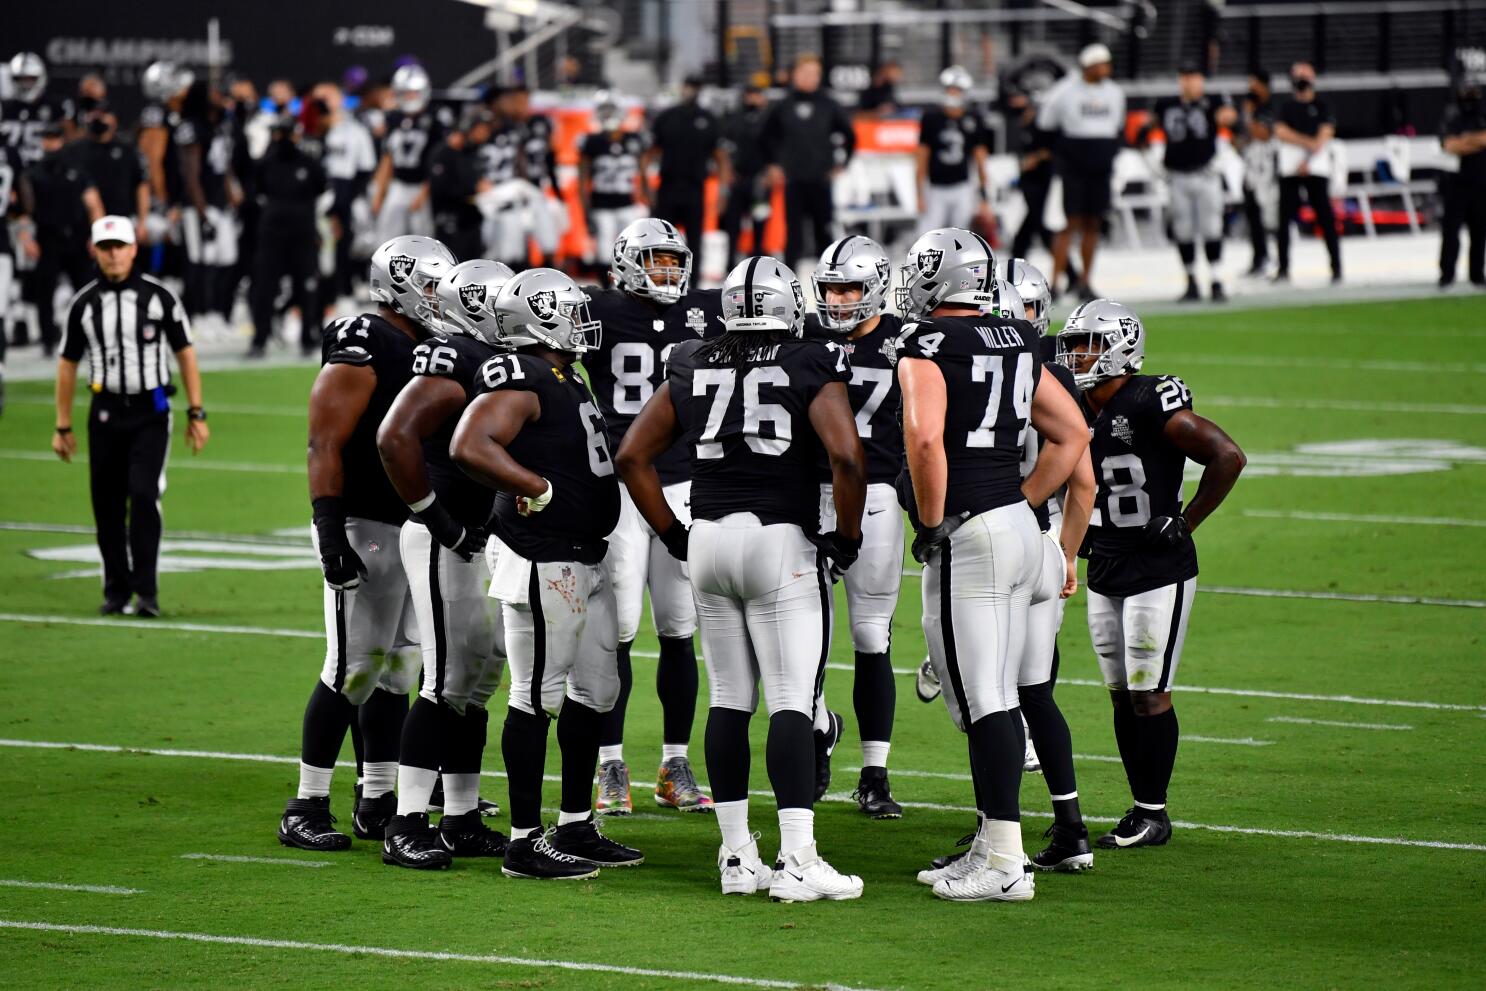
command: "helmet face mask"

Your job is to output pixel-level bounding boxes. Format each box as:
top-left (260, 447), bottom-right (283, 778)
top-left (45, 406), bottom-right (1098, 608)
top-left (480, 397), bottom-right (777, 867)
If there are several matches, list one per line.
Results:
top-left (611, 218), bottom-right (692, 305)
top-left (812, 235), bottom-right (890, 333)
top-left (9, 52), bottom-right (46, 102)
top-left (1055, 299), bottom-right (1146, 391)
top-left (897, 227), bottom-right (996, 321)
top-left (435, 259), bottom-right (516, 346)
top-left (391, 64), bottom-right (430, 114)
top-left (368, 236), bottom-right (457, 326)
top-left (1007, 257), bottom-right (1052, 335)
top-left (722, 257), bottom-right (806, 337)
top-left (494, 268), bottom-right (602, 354)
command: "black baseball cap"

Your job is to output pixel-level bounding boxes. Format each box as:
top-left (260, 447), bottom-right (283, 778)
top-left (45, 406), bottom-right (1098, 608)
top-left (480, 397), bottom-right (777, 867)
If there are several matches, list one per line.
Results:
top-left (1179, 61), bottom-right (1205, 77)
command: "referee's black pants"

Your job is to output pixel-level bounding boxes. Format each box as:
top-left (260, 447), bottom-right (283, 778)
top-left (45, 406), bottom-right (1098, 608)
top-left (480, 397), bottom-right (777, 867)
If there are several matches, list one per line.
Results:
top-left (783, 177), bottom-right (834, 266)
top-left (1276, 175), bottom-right (1341, 278)
top-left (89, 394), bottom-right (171, 603)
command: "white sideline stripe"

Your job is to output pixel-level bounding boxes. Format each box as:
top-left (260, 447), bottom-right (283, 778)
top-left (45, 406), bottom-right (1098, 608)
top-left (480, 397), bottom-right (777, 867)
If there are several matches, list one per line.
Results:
top-left (0, 520), bottom-right (309, 545)
top-left (5, 613), bottom-right (1481, 713)
top-left (0, 921), bottom-right (879, 991)
top-left (6, 737), bottom-right (1478, 854)
top-left (1267, 716), bottom-right (1414, 731)
top-left (0, 450), bottom-right (302, 475)
top-left (5, 396), bottom-right (307, 418)
top-left (1242, 509), bottom-right (1486, 528)
top-left (1201, 396), bottom-right (1486, 416)
top-left (180, 854), bottom-right (332, 868)
top-left (0, 879), bottom-right (140, 895)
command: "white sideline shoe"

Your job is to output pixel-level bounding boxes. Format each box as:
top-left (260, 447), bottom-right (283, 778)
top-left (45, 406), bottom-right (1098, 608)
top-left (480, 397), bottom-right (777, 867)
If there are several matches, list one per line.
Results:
top-left (768, 843), bottom-right (863, 903)
top-left (718, 833), bottom-right (774, 895)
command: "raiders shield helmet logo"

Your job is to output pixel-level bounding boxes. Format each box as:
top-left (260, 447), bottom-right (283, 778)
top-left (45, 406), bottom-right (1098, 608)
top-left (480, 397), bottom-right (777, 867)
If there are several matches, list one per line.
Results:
top-left (459, 283), bottom-right (488, 314)
top-left (875, 258), bottom-right (891, 285)
top-left (388, 254), bottom-right (416, 285)
top-left (529, 290), bottom-right (558, 321)
top-left (791, 280), bottom-right (805, 308)
top-left (916, 249), bottom-right (943, 279)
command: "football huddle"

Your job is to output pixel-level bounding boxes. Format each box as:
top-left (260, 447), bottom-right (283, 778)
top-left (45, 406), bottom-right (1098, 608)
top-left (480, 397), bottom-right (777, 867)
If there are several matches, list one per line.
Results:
top-left (280, 217), bottom-right (1246, 904)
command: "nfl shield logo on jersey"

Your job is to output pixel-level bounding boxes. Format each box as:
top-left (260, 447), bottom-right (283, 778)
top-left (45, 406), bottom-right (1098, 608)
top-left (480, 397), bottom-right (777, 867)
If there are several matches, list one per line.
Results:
top-left (388, 255), bottom-right (415, 285)
top-left (1111, 414), bottom-right (1134, 445)
top-left (459, 283), bottom-right (487, 314)
top-left (529, 290), bottom-right (558, 320)
top-left (917, 249), bottom-right (943, 278)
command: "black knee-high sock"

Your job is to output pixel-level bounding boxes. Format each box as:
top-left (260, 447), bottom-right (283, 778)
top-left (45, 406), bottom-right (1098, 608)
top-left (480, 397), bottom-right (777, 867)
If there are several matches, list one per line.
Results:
top-left (1204, 239), bottom-right (1223, 265)
top-left (1178, 240), bottom-right (1197, 275)
top-left (556, 698), bottom-right (603, 817)
top-left (501, 705), bottom-right (551, 831)
top-left (967, 735), bottom-right (985, 813)
top-left (766, 710), bottom-right (815, 810)
top-left (1021, 680), bottom-right (1081, 826)
top-left (656, 635), bottom-right (699, 745)
top-left (599, 640), bottom-right (633, 749)
top-left (704, 707), bottom-right (753, 803)
top-left (398, 697), bottom-right (446, 773)
top-left (852, 650), bottom-right (895, 758)
top-left (300, 680), bottom-right (354, 769)
top-left (1110, 690), bottom-right (1144, 802)
top-left (1135, 706), bottom-right (1180, 807)
top-left (968, 711), bottom-right (1022, 821)
top-left (468, 703), bottom-right (490, 760)
top-left (358, 687), bottom-right (407, 767)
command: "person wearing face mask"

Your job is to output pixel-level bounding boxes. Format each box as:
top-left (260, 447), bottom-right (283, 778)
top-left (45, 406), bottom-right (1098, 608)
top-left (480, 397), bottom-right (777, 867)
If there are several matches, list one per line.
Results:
top-left (316, 82), bottom-right (377, 307)
top-left (68, 104), bottom-right (149, 243)
top-left (24, 123), bottom-right (103, 355)
top-left (1273, 62), bottom-right (1341, 284)
top-left (248, 116), bottom-right (327, 357)
top-left (1438, 70), bottom-right (1486, 289)
top-left (917, 66), bottom-right (992, 234)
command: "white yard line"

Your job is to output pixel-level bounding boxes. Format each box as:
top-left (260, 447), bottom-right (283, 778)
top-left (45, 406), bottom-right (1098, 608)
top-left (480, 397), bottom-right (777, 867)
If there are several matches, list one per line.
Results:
top-left (0, 520), bottom-right (309, 545)
top-left (0, 451), bottom-right (302, 475)
top-left (1157, 353), bottom-right (1486, 374)
top-left (1266, 716), bottom-right (1413, 731)
top-left (1241, 509), bottom-right (1486, 528)
top-left (1182, 735), bottom-right (1272, 746)
top-left (1200, 396), bottom-right (1486, 416)
top-left (0, 880), bottom-right (140, 895)
top-left (0, 613), bottom-right (321, 639)
top-left (180, 854), bottom-right (333, 868)
top-left (0, 920), bottom-right (878, 991)
top-left (1053, 676), bottom-right (1485, 712)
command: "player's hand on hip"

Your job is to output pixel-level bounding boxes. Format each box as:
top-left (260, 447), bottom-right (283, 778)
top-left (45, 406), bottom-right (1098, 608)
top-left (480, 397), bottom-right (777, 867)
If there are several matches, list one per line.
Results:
top-left (1142, 514), bottom-right (1190, 549)
top-left (516, 479), bottom-right (554, 517)
top-left (52, 429), bottom-right (77, 463)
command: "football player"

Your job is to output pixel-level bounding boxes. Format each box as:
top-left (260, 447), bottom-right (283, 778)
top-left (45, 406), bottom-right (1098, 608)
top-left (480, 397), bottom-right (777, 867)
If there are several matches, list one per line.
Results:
top-left (451, 268), bottom-right (643, 879)
top-left (372, 65), bottom-right (439, 245)
top-left (803, 235), bottom-right (906, 817)
top-left (579, 93), bottom-right (649, 270)
top-left (173, 79), bottom-right (239, 325)
top-left (615, 257), bottom-right (868, 902)
top-left (1, 52), bottom-right (74, 165)
top-left (1056, 300), bottom-right (1245, 849)
top-left (375, 260), bottom-right (515, 868)
top-left (581, 218), bottom-right (721, 815)
top-left (897, 230), bottom-right (1088, 902)
top-left (278, 235), bottom-right (454, 852)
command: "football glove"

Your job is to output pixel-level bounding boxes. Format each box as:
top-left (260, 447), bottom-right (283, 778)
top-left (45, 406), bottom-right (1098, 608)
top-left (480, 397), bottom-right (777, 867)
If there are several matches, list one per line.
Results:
top-left (414, 495), bottom-right (483, 562)
top-left (1142, 514), bottom-right (1190, 549)
top-left (312, 496), bottom-right (368, 590)
top-left (518, 479), bottom-right (554, 517)
top-left (911, 520), bottom-right (956, 564)
top-left (200, 217), bottom-right (217, 243)
top-left (659, 520), bottom-right (690, 562)
top-left (820, 530), bottom-right (862, 582)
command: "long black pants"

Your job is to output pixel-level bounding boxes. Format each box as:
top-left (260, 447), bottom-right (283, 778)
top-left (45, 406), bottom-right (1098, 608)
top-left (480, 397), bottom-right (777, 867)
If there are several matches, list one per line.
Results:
top-left (1440, 174), bottom-right (1486, 285)
top-left (1276, 175), bottom-right (1341, 277)
top-left (250, 223), bottom-right (320, 351)
top-left (721, 171), bottom-right (760, 268)
top-left (655, 180), bottom-right (706, 250)
top-left (784, 177), bottom-right (834, 265)
top-left (26, 228), bottom-right (93, 353)
top-left (88, 394), bottom-right (171, 602)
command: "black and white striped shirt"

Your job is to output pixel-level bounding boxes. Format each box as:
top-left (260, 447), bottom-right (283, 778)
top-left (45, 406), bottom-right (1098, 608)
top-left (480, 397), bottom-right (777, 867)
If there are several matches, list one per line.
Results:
top-left (62, 274), bottom-right (193, 395)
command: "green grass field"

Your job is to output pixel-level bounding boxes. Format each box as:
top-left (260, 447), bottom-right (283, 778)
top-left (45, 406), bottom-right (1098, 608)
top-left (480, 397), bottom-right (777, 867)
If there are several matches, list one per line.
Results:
top-left (0, 296), bottom-right (1483, 990)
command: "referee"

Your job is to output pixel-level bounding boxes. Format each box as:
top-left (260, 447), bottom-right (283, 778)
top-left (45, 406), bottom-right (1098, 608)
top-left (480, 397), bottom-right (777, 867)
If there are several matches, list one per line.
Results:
top-left (53, 216), bottom-right (210, 617)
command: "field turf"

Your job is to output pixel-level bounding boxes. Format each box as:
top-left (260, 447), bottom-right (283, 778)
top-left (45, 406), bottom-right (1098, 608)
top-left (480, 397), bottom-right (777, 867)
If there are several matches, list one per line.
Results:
top-left (0, 295), bottom-right (1482, 989)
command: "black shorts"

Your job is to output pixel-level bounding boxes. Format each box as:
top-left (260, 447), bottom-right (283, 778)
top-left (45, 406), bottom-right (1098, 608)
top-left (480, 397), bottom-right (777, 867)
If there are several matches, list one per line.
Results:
top-left (1057, 161), bottom-right (1113, 217)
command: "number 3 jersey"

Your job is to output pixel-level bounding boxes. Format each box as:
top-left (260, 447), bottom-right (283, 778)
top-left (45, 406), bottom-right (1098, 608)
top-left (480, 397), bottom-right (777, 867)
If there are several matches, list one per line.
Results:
top-left (411, 333), bottom-right (500, 527)
top-left (667, 335), bottom-right (852, 532)
top-left (473, 353), bottom-right (621, 565)
top-left (1085, 374), bottom-right (1199, 597)
top-left (582, 287), bottom-right (724, 484)
top-left (895, 315), bottom-right (1041, 524)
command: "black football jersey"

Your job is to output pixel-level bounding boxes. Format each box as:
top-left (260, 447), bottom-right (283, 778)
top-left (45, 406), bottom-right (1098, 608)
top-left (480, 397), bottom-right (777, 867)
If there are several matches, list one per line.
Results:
top-left (521, 114), bottom-right (557, 187)
top-left (173, 115), bottom-right (232, 207)
top-left (1154, 95), bottom-right (1226, 172)
top-left (0, 96), bottom-right (73, 164)
top-left (581, 132), bottom-right (647, 209)
top-left (583, 287), bottom-right (723, 485)
top-left (896, 315), bottom-right (1041, 523)
top-left (384, 111), bottom-right (440, 183)
top-left (669, 335), bottom-right (852, 531)
top-left (804, 313), bottom-right (904, 484)
top-left (1085, 374), bottom-right (1199, 597)
top-left (411, 333), bottom-right (501, 526)
top-left (477, 124), bottom-right (522, 184)
top-left (919, 107), bottom-right (989, 186)
top-left (0, 145), bottom-right (20, 254)
top-left (320, 313), bottom-right (421, 528)
top-left (475, 352), bottom-right (621, 565)
top-left (1019, 358), bottom-right (1081, 530)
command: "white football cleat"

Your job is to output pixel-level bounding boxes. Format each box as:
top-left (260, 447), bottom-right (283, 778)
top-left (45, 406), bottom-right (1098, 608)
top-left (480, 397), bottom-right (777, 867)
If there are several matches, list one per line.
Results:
top-left (718, 833), bottom-right (774, 896)
top-left (933, 861), bottom-right (1036, 902)
top-left (768, 843), bottom-right (863, 903)
top-left (915, 657), bottom-right (942, 702)
top-left (917, 831), bottom-right (989, 886)
top-left (1023, 730), bottom-right (1041, 774)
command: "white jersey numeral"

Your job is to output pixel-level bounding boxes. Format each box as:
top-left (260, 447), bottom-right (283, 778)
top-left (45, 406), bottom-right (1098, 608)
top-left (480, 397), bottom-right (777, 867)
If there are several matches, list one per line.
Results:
top-left (478, 354), bottom-right (526, 389)
top-left (693, 368), bottom-right (736, 460)
top-left (692, 365), bottom-right (793, 459)
top-left (1156, 376), bottom-right (1191, 412)
top-left (610, 341), bottom-right (655, 415)
top-left (412, 344), bottom-right (457, 376)
top-left (851, 366), bottom-right (893, 439)
top-left (1100, 453), bottom-right (1151, 527)
top-left (966, 353), bottom-right (1033, 449)
top-left (578, 401), bottom-right (615, 477)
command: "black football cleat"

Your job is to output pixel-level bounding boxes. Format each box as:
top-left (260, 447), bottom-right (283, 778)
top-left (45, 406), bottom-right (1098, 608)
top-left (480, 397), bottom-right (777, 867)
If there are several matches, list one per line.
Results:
top-left (851, 767), bottom-right (903, 819)
top-left (133, 596), bottom-right (161, 618)
top-left (546, 816), bottom-right (644, 867)
top-left (929, 831), bottom-right (976, 871)
top-left (382, 813), bottom-right (453, 869)
top-left (1179, 278), bottom-right (1201, 303)
top-left (353, 790), bottom-right (397, 840)
top-left (1096, 807), bottom-right (1173, 849)
top-left (99, 597), bottom-right (130, 616)
top-left (477, 797), bottom-right (501, 818)
top-left (813, 710), bottom-right (844, 802)
top-left (501, 834), bottom-right (599, 880)
top-left (438, 810), bottom-right (509, 857)
top-left (278, 796), bottom-right (352, 852)
top-left (1031, 823), bottom-right (1095, 872)
top-left (1210, 281), bottom-right (1228, 303)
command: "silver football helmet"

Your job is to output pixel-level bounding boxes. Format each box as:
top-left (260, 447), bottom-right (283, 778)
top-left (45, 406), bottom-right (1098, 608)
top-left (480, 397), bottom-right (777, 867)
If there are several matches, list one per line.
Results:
top-left (493, 268), bottom-right (602, 354)
top-left (991, 279), bottom-right (1026, 321)
top-left (593, 90), bottom-right (625, 132)
top-left (811, 235), bottom-right (892, 333)
top-left (8, 52), bottom-right (46, 102)
top-left (391, 64), bottom-right (431, 114)
top-left (368, 236), bottom-right (457, 324)
top-left (1055, 298), bottom-right (1146, 391)
top-left (897, 227), bottom-right (996, 320)
top-left (722, 257), bottom-right (806, 337)
top-left (1006, 257), bottom-right (1052, 335)
top-left (435, 259), bottom-right (516, 346)
top-left (142, 61), bottom-right (194, 104)
top-left (939, 65), bottom-right (973, 91)
top-left (611, 217), bottom-right (692, 305)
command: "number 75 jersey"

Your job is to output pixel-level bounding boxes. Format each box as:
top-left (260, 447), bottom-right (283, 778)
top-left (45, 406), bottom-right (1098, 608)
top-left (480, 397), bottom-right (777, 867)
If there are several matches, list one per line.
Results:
top-left (1085, 374), bottom-right (1199, 597)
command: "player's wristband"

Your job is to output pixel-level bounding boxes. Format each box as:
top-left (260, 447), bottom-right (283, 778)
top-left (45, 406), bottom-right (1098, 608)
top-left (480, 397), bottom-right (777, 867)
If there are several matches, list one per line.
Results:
top-left (188, 406), bottom-right (207, 422)
top-left (55, 426), bottom-right (72, 435)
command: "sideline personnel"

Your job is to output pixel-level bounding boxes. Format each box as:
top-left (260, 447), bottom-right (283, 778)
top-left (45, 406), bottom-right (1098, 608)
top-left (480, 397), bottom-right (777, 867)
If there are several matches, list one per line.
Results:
top-left (53, 216), bottom-right (210, 617)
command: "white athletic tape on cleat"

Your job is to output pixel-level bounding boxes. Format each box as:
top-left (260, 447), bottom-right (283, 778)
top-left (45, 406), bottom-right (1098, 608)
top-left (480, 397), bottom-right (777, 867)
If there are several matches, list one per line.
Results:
top-left (0, 879), bottom-right (140, 895)
top-left (180, 854), bottom-right (334, 868)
